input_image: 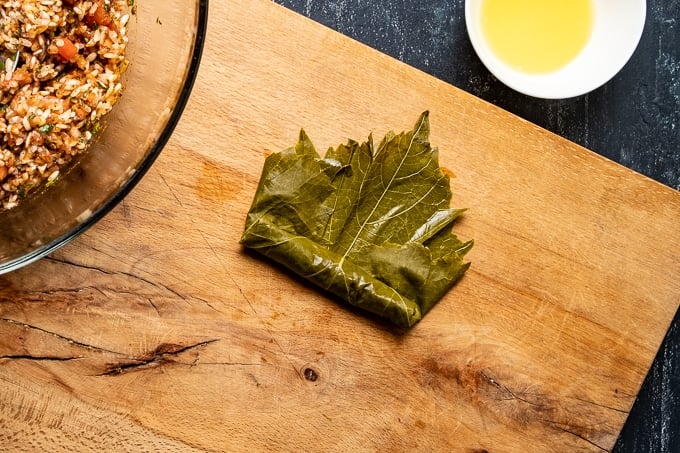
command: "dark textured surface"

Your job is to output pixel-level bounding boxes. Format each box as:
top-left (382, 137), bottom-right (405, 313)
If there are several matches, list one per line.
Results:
top-left (273, 1), bottom-right (679, 451)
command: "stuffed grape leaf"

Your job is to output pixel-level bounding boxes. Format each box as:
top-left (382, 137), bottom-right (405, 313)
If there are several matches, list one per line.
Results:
top-left (240, 112), bottom-right (472, 328)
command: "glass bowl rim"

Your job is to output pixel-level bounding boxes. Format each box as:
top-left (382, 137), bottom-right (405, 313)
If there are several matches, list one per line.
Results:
top-left (0, 0), bottom-right (210, 275)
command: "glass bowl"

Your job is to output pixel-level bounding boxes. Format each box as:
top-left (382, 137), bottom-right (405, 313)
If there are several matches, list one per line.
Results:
top-left (0, 0), bottom-right (208, 274)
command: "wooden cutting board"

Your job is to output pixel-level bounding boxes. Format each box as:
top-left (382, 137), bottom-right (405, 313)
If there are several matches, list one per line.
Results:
top-left (1, 1), bottom-right (678, 451)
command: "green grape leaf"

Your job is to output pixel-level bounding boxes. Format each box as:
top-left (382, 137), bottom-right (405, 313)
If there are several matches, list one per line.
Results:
top-left (240, 112), bottom-right (472, 328)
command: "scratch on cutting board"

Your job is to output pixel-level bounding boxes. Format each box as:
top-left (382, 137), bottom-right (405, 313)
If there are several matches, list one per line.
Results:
top-left (234, 279), bottom-right (304, 379)
top-left (416, 353), bottom-right (618, 451)
top-left (0, 354), bottom-right (82, 362)
top-left (190, 216), bottom-right (305, 379)
top-left (0, 317), bottom-right (125, 356)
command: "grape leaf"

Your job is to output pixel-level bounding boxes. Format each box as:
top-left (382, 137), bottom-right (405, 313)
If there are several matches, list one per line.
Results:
top-left (240, 112), bottom-right (472, 327)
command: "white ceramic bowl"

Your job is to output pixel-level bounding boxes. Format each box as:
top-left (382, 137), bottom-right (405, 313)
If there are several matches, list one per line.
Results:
top-left (465, 0), bottom-right (647, 99)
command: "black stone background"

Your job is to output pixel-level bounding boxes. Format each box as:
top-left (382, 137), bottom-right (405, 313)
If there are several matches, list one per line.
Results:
top-left (272, 1), bottom-right (679, 451)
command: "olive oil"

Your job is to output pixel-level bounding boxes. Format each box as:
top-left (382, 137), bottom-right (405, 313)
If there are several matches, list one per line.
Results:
top-left (480, 0), bottom-right (594, 73)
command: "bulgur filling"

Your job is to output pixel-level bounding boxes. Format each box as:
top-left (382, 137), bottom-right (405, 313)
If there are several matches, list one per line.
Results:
top-left (0, 0), bottom-right (130, 211)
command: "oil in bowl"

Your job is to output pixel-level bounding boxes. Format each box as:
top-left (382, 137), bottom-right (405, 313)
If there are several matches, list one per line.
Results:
top-left (465, 0), bottom-right (647, 99)
top-left (480, 0), bottom-right (594, 74)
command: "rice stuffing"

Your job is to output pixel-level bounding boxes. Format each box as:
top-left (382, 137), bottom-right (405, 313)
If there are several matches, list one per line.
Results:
top-left (0, 0), bottom-right (130, 210)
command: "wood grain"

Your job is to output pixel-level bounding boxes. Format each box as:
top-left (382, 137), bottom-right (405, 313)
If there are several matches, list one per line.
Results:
top-left (1, 1), bottom-right (679, 451)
